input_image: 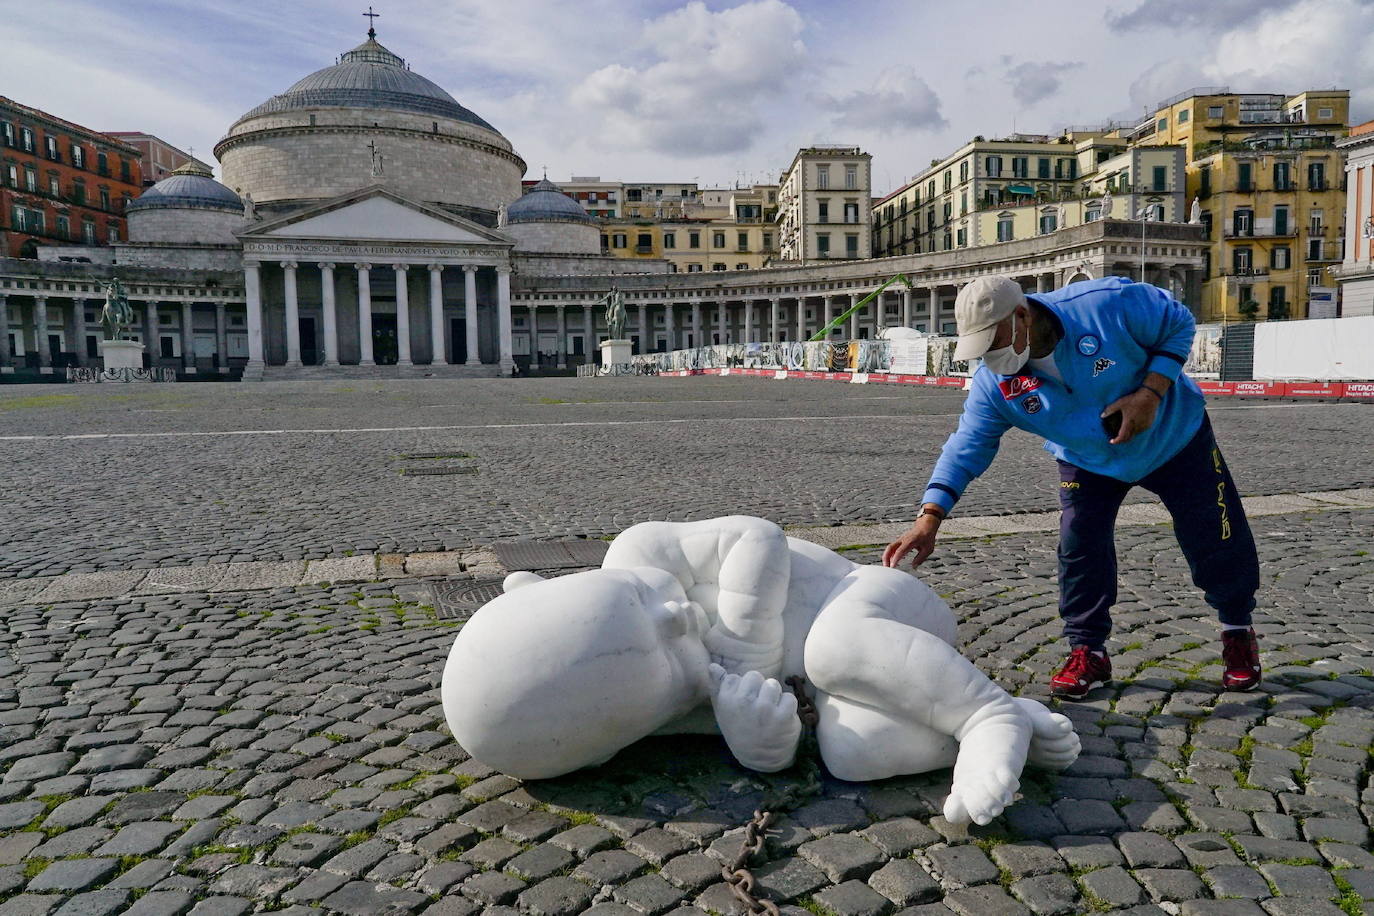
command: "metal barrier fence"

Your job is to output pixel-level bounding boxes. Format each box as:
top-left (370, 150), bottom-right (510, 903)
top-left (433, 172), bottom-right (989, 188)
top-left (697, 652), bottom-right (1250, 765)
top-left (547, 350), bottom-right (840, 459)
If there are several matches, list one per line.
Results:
top-left (578, 337), bottom-right (974, 377)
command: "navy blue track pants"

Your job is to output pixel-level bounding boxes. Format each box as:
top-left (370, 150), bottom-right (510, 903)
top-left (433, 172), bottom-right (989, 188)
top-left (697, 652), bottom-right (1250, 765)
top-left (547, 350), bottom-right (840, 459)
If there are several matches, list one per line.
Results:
top-left (1056, 415), bottom-right (1259, 649)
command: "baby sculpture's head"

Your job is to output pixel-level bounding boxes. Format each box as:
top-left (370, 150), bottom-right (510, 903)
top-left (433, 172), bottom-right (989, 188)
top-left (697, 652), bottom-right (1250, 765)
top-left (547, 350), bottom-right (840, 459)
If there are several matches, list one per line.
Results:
top-left (442, 566), bottom-right (712, 779)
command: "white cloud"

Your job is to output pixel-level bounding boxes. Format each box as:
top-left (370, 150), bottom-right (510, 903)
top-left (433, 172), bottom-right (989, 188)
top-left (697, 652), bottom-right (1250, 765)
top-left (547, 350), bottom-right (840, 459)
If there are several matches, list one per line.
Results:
top-left (569, 0), bottom-right (808, 157)
top-left (1003, 61), bottom-right (1084, 107)
top-left (813, 67), bottom-right (947, 134)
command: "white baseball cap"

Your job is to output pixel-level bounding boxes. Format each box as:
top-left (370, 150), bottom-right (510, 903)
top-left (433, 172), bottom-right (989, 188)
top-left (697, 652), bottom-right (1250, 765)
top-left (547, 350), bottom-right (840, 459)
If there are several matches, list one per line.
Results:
top-left (952, 276), bottom-right (1026, 360)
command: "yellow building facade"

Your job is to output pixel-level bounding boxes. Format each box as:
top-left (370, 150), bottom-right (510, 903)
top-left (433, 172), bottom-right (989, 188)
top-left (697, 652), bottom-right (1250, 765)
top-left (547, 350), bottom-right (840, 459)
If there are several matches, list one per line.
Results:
top-left (598, 183), bottom-right (779, 272)
top-left (1134, 89), bottom-right (1350, 321)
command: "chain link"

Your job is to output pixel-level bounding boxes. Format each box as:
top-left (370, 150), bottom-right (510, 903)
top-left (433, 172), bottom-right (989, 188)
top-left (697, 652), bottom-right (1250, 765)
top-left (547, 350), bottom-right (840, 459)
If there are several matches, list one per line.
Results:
top-left (718, 676), bottom-right (822, 915)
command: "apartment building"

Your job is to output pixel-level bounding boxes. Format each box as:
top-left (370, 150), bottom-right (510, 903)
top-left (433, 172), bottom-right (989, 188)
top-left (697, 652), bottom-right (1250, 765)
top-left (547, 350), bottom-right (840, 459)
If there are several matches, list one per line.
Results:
top-left (776, 146), bottom-right (872, 262)
top-left (105, 132), bottom-right (208, 186)
top-left (598, 183), bottom-right (779, 272)
top-left (0, 96), bottom-right (143, 258)
top-left (1335, 119), bottom-right (1374, 317)
top-left (1133, 88), bottom-right (1350, 320)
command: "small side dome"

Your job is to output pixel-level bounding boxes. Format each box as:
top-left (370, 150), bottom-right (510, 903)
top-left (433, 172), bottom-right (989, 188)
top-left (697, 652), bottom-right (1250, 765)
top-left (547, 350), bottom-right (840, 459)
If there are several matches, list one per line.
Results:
top-left (507, 178), bottom-right (594, 224)
top-left (127, 162), bottom-right (243, 213)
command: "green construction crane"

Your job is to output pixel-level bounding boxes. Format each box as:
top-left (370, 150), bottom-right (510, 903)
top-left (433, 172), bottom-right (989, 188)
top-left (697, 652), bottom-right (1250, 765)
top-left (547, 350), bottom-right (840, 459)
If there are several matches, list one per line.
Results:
top-left (807, 274), bottom-right (917, 342)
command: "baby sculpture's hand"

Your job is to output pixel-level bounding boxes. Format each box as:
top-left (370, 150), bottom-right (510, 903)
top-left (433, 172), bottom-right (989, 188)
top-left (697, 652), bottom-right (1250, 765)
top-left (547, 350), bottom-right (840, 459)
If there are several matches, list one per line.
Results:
top-left (708, 664), bottom-right (801, 773)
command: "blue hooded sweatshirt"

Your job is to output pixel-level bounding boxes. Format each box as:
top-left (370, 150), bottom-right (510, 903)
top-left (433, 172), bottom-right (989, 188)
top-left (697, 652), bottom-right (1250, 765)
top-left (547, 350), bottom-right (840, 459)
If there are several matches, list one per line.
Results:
top-left (921, 276), bottom-right (1205, 514)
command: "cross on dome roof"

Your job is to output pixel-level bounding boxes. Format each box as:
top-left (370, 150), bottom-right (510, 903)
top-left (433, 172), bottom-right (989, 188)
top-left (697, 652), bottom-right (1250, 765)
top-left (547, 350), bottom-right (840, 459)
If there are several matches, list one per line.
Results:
top-left (363, 6), bottom-right (380, 39)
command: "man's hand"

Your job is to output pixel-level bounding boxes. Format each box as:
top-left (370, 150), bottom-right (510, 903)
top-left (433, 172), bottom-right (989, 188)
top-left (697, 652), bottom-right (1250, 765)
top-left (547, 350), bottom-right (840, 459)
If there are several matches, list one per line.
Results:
top-left (1101, 388), bottom-right (1161, 445)
top-left (883, 511), bottom-right (942, 569)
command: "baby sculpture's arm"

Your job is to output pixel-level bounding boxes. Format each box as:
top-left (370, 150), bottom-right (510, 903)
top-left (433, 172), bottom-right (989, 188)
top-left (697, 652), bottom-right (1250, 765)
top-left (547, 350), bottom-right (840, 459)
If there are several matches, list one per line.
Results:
top-left (603, 516), bottom-right (789, 678)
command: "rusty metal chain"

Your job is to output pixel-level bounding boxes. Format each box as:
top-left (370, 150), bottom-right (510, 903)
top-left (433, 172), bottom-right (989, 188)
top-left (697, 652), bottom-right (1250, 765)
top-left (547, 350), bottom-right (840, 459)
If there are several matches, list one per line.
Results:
top-left (719, 676), bottom-right (822, 915)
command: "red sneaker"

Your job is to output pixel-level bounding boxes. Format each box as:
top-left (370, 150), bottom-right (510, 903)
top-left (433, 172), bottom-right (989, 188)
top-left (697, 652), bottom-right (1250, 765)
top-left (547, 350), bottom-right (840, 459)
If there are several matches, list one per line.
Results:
top-left (1050, 646), bottom-right (1111, 699)
top-left (1221, 628), bottom-right (1262, 691)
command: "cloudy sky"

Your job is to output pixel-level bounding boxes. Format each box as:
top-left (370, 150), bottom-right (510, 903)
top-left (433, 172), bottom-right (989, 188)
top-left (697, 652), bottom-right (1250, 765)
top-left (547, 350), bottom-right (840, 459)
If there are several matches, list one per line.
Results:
top-left (9, 0), bottom-right (1373, 196)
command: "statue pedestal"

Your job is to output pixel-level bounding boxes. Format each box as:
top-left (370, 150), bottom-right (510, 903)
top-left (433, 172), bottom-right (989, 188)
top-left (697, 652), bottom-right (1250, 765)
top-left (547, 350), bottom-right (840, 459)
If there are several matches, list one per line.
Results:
top-left (100, 340), bottom-right (145, 371)
top-left (599, 339), bottom-right (632, 367)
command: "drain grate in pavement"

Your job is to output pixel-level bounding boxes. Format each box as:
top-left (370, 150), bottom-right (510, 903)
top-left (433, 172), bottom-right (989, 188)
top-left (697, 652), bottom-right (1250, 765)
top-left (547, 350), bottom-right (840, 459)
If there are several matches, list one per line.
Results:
top-left (401, 466), bottom-right (477, 476)
top-left (432, 578), bottom-right (505, 620)
top-left (402, 452), bottom-right (472, 459)
top-left (493, 540), bottom-right (609, 571)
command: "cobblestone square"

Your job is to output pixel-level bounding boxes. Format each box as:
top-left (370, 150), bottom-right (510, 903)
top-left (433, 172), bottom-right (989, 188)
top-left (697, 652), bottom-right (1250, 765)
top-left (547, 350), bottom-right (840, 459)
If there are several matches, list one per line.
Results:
top-left (1, 378), bottom-right (1372, 915)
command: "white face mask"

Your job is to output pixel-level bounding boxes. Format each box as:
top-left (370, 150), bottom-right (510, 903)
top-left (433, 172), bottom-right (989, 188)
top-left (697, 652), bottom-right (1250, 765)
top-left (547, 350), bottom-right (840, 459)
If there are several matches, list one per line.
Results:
top-left (981, 312), bottom-right (1028, 375)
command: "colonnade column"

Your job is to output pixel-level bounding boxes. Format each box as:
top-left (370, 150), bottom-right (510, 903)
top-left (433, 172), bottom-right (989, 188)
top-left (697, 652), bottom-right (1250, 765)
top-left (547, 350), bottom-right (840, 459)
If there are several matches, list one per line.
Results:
top-left (875, 294), bottom-right (885, 335)
top-left (664, 304), bottom-right (675, 351)
top-left (463, 266), bottom-right (479, 365)
top-left (427, 264), bottom-right (445, 366)
top-left (901, 288), bottom-right (912, 328)
top-left (496, 266), bottom-right (514, 375)
top-left (769, 299), bottom-right (779, 343)
top-left (849, 294), bottom-right (860, 339)
top-left (144, 301), bottom-right (157, 365)
top-left (556, 305), bottom-right (567, 368)
top-left (320, 263), bottom-right (339, 366)
top-left (796, 298), bottom-right (805, 342)
top-left (743, 300), bottom-right (754, 343)
top-left (929, 287), bottom-right (939, 319)
top-left (582, 303), bottom-right (593, 360)
top-left (356, 263), bottom-right (374, 366)
top-left (281, 261), bottom-right (301, 367)
top-left (393, 264), bottom-right (412, 366)
top-left (214, 302), bottom-right (228, 370)
top-left (528, 304), bottom-right (539, 365)
top-left (34, 296), bottom-right (50, 370)
top-left (715, 301), bottom-right (726, 345)
top-left (1036, 274), bottom-right (1050, 293)
top-left (244, 261), bottom-right (264, 370)
top-left (0, 295), bottom-right (11, 372)
top-left (638, 303), bottom-right (648, 353)
top-left (181, 301), bottom-right (196, 373)
top-left (73, 298), bottom-right (88, 367)
top-left (691, 302), bottom-right (701, 348)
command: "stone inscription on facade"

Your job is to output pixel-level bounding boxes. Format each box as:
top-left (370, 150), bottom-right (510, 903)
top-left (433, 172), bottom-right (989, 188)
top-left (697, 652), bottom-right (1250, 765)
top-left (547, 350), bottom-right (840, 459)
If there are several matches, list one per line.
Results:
top-left (243, 242), bottom-right (499, 260)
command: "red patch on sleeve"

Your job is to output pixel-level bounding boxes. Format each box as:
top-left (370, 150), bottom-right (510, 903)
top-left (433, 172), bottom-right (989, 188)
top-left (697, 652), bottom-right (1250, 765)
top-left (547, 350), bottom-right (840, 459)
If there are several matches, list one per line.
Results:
top-left (997, 375), bottom-right (1043, 400)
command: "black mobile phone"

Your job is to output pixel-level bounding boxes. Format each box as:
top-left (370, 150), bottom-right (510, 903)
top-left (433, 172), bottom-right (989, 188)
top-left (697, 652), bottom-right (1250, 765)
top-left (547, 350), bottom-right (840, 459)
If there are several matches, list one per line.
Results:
top-left (1102, 410), bottom-right (1123, 438)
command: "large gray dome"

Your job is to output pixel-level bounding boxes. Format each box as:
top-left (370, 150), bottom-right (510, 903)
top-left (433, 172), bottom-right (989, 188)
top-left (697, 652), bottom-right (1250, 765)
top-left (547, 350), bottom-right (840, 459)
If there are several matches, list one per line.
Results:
top-left (127, 162), bottom-right (242, 213)
top-left (236, 38), bottom-right (495, 131)
top-left (508, 178), bottom-right (594, 224)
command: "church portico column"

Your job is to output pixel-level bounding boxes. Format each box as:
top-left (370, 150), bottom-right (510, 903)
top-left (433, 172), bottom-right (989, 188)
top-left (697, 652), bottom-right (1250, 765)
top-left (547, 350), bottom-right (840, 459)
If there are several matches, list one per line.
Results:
top-left (463, 266), bottom-right (479, 366)
top-left (215, 302), bottom-right (228, 370)
top-left (282, 261), bottom-right (301, 367)
top-left (0, 295), bottom-right (12, 373)
top-left (556, 305), bottom-right (567, 368)
top-left (356, 263), bottom-right (375, 366)
top-left (244, 263), bottom-right (265, 370)
top-left (428, 264), bottom-right (445, 365)
top-left (496, 266), bottom-right (513, 375)
top-left (181, 301), bottom-right (196, 373)
top-left (393, 264), bottom-right (412, 366)
top-left (319, 263), bottom-right (339, 367)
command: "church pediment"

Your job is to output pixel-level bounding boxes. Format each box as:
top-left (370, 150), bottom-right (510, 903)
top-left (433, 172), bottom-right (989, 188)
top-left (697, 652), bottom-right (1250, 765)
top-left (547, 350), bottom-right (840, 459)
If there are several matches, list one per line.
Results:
top-left (240, 186), bottom-right (511, 245)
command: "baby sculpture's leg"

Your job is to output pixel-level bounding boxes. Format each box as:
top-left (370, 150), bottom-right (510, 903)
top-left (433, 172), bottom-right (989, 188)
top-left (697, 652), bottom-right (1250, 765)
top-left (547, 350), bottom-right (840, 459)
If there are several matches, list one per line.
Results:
top-left (804, 567), bottom-right (1031, 825)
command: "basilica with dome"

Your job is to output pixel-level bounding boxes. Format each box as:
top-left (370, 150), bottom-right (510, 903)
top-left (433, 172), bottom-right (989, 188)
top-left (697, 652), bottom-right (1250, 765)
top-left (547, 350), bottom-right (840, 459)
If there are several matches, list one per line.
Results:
top-left (0, 26), bottom-right (1205, 380)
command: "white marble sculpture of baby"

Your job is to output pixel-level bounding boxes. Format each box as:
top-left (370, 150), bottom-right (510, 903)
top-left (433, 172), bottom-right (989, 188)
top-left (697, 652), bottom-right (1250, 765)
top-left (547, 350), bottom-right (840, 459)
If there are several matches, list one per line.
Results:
top-left (442, 516), bottom-right (1080, 825)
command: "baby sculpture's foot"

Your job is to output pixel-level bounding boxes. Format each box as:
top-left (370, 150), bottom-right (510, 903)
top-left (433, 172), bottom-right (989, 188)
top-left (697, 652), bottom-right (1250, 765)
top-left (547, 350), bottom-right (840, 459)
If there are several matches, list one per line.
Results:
top-left (1015, 697), bottom-right (1081, 770)
top-left (944, 762), bottom-right (1020, 826)
top-left (708, 664), bottom-right (801, 773)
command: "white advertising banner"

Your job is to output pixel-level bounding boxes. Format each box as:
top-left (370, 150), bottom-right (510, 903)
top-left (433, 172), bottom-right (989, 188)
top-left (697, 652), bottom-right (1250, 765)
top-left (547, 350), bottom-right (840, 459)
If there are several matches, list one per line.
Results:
top-left (1253, 315), bottom-right (1374, 380)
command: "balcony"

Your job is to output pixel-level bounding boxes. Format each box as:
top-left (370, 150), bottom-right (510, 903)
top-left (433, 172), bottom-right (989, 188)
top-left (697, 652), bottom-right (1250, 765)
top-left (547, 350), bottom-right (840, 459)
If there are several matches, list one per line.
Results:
top-left (1224, 227), bottom-right (1297, 239)
top-left (1308, 225), bottom-right (1328, 236)
top-left (635, 245), bottom-right (653, 254)
top-left (1219, 267), bottom-right (1269, 278)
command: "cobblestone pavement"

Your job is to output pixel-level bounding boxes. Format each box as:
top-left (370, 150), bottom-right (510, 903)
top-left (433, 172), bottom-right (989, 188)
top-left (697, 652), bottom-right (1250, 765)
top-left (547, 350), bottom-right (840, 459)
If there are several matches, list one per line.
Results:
top-left (1, 378), bottom-right (1371, 579)
top-left (2, 497), bottom-right (1373, 916)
